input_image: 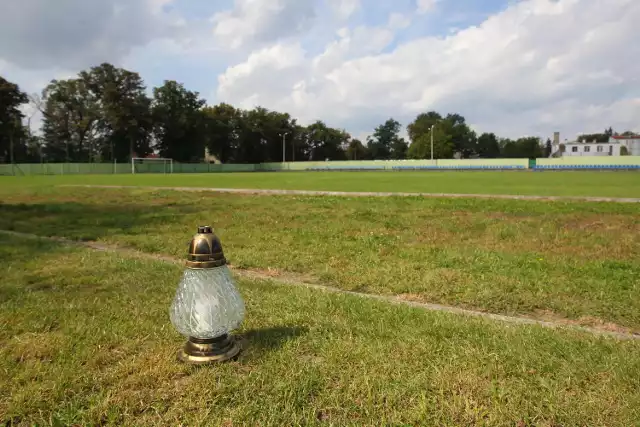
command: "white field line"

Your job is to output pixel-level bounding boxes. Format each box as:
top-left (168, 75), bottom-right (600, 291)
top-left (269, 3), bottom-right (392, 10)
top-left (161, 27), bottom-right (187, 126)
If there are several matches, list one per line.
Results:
top-left (2, 229), bottom-right (639, 341)
top-left (62, 185), bottom-right (640, 203)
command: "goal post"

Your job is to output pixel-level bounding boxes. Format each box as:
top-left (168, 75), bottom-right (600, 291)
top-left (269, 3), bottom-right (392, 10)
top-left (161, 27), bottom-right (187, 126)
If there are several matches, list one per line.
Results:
top-left (131, 158), bottom-right (174, 174)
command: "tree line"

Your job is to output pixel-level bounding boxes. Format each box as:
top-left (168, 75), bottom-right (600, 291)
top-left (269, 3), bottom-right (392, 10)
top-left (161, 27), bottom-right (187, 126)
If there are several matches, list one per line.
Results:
top-left (0, 63), bottom-right (634, 164)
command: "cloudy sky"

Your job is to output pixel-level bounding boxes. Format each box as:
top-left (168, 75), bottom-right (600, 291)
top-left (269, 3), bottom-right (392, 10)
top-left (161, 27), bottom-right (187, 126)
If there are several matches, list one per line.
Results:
top-left (0, 0), bottom-right (638, 140)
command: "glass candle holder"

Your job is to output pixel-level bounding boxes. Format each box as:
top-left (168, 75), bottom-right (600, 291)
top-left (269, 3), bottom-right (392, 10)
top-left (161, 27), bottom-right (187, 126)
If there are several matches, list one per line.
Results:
top-left (170, 226), bottom-right (244, 363)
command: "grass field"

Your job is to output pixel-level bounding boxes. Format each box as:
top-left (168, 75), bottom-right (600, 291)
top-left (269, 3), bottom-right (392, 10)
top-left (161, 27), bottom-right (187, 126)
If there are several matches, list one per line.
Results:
top-left (2, 170), bottom-right (640, 197)
top-left (1, 185), bottom-right (638, 331)
top-left (1, 173), bottom-right (639, 425)
top-left (2, 234), bottom-right (640, 426)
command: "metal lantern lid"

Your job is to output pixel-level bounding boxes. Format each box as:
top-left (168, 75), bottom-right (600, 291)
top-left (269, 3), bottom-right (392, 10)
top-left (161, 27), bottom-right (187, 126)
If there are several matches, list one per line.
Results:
top-left (186, 226), bottom-right (227, 269)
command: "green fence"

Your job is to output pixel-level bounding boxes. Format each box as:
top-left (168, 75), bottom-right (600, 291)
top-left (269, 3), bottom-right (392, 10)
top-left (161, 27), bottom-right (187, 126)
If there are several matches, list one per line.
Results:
top-left (535, 156), bottom-right (640, 169)
top-left (0, 163), bottom-right (131, 176)
top-left (2, 157), bottom-right (640, 176)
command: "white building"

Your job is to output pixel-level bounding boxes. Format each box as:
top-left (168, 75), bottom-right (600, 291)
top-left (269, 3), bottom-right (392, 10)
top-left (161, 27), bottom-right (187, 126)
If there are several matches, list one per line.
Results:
top-left (610, 135), bottom-right (640, 156)
top-left (556, 134), bottom-right (640, 157)
top-left (562, 140), bottom-right (621, 157)
top-left (550, 132), bottom-right (639, 157)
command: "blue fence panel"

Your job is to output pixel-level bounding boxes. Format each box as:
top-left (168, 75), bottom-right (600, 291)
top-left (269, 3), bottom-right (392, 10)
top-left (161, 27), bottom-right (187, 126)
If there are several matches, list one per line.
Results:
top-left (534, 164), bottom-right (640, 170)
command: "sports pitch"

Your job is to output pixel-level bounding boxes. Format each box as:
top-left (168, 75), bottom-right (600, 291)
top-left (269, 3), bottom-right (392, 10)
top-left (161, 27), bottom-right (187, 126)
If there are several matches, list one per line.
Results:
top-left (1, 171), bottom-right (639, 425)
top-left (4, 169), bottom-right (640, 198)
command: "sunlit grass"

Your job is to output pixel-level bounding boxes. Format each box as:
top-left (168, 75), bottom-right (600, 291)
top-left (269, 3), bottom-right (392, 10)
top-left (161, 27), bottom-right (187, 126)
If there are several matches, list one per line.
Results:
top-left (1, 186), bottom-right (639, 332)
top-left (2, 234), bottom-right (640, 426)
top-left (2, 169), bottom-right (640, 197)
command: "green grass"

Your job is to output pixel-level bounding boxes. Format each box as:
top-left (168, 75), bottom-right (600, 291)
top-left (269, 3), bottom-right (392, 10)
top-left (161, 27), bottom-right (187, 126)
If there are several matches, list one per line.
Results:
top-left (2, 233), bottom-right (640, 426)
top-left (2, 170), bottom-right (640, 197)
top-left (1, 186), bottom-right (638, 334)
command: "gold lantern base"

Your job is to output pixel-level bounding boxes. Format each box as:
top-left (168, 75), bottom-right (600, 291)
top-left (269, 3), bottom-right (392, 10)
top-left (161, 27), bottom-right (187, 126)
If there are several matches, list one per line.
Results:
top-left (178, 334), bottom-right (241, 364)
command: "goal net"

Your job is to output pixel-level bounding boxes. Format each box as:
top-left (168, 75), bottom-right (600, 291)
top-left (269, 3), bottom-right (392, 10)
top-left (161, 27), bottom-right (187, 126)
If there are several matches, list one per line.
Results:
top-left (131, 158), bottom-right (174, 174)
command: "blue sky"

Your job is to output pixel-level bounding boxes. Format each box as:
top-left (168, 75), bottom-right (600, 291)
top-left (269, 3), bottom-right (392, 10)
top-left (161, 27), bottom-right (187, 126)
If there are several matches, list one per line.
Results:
top-left (1, 0), bottom-right (638, 141)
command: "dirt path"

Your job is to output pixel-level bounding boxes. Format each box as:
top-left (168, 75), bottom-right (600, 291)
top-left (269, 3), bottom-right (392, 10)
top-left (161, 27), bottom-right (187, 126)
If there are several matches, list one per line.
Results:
top-left (64, 185), bottom-right (640, 203)
top-left (3, 229), bottom-right (638, 341)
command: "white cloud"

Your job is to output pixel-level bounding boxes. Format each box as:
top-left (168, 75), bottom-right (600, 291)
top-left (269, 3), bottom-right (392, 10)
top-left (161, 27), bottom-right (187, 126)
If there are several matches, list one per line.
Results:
top-left (416, 0), bottom-right (439, 15)
top-left (217, 43), bottom-right (307, 110)
top-left (217, 20), bottom-right (398, 124)
top-left (328, 0), bottom-right (360, 21)
top-left (388, 13), bottom-right (412, 30)
top-left (211, 0), bottom-right (315, 51)
top-left (215, 0), bottom-right (640, 138)
top-left (0, 0), bottom-right (180, 70)
top-left (1, 0), bottom-right (639, 141)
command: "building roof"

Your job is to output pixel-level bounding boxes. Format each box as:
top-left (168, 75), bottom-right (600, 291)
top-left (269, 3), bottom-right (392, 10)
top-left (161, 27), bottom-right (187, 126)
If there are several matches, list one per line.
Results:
top-left (611, 135), bottom-right (640, 140)
top-left (564, 141), bottom-right (618, 145)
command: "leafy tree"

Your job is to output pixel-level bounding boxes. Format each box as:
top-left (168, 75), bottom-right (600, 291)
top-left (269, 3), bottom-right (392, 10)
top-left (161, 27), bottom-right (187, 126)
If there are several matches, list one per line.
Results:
top-left (476, 133), bottom-right (501, 158)
top-left (0, 76), bottom-right (28, 163)
top-left (302, 120), bottom-right (349, 161)
top-left (577, 133), bottom-right (608, 143)
top-left (289, 124), bottom-right (309, 163)
top-left (517, 136), bottom-right (544, 158)
top-left (80, 63), bottom-right (153, 161)
top-left (500, 137), bottom-right (543, 158)
top-left (577, 128), bottom-right (616, 143)
top-left (544, 138), bottom-right (552, 157)
top-left (233, 107), bottom-right (266, 163)
top-left (203, 104), bottom-right (353, 164)
top-left (203, 103), bottom-right (240, 163)
top-left (39, 63), bottom-right (152, 162)
top-left (407, 111), bottom-right (441, 144)
top-left (151, 80), bottom-right (206, 162)
top-left (41, 78), bottom-right (101, 162)
top-left (346, 138), bottom-right (368, 160)
top-left (442, 113), bottom-right (477, 158)
top-left (11, 65), bottom-right (592, 165)
top-left (258, 109), bottom-right (296, 163)
top-left (390, 137), bottom-right (408, 160)
top-left (407, 111), bottom-right (476, 158)
top-left (367, 118), bottom-right (405, 160)
top-left (499, 138), bottom-right (518, 158)
top-left (23, 134), bottom-right (45, 162)
top-left (232, 107), bottom-right (297, 163)
top-left (408, 126), bottom-right (453, 159)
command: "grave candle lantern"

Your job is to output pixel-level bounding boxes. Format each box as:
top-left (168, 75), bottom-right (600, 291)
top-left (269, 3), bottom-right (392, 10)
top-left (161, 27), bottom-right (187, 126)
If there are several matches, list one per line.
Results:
top-left (170, 226), bottom-right (244, 364)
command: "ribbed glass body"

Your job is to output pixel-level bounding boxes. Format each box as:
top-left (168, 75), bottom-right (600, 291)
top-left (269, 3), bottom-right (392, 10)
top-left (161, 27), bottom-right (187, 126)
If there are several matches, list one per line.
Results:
top-left (170, 265), bottom-right (245, 339)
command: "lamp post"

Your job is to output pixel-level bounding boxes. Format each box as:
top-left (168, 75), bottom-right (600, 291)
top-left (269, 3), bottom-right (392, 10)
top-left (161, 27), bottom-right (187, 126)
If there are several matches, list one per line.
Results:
top-left (170, 226), bottom-right (245, 364)
top-left (280, 132), bottom-right (289, 164)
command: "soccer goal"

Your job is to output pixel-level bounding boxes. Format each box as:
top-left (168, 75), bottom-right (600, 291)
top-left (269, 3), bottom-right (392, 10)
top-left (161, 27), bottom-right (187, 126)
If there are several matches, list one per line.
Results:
top-left (131, 157), bottom-right (174, 174)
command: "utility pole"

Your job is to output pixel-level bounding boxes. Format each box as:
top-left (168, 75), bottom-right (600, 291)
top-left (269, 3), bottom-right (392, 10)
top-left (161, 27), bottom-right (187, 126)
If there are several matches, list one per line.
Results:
top-left (280, 132), bottom-right (289, 164)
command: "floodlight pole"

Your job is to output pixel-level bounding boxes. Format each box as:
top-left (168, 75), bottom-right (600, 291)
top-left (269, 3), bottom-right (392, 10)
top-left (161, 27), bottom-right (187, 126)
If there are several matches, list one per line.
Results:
top-left (280, 132), bottom-right (289, 164)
